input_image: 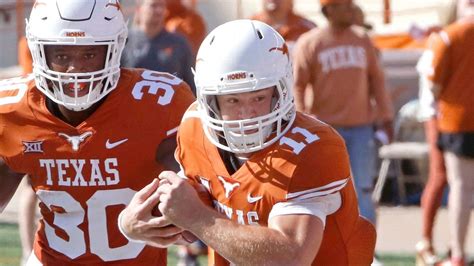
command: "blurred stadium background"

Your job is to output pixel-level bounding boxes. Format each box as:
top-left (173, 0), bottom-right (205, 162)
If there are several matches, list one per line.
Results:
top-left (0, 0), bottom-right (473, 265)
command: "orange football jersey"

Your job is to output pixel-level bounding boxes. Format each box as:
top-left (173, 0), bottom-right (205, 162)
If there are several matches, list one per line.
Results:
top-left (0, 69), bottom-right (195, 265)
top-left (176, 104), bottom-right (376, 265)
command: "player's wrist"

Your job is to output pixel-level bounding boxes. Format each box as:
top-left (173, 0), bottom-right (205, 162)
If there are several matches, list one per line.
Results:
top-left (117, 209), bottom-right (146, 244)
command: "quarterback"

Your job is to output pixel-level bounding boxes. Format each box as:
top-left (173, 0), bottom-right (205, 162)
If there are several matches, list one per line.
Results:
top-left (120, 20), bottom-right (376, 265)
top-left (0, 0), bottom-right (194, 265)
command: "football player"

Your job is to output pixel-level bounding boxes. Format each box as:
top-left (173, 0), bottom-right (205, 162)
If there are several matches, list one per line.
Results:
top-left (120, 20), bottom-right (376, 265)
top-left (0, 0), bottom-right (194, 265)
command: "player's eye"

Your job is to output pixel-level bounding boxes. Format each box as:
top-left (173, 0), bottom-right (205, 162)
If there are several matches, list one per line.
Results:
top-left (55, 54), bottom-right (68, 61)
top-left (226, 98), bottom-right (238, 104)
top-left (84, 53), bottom-right (96, 59)
top-left (255, 96), bottom-right (266, 102)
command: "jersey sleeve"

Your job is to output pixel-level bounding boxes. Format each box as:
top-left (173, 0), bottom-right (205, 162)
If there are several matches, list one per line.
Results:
top-left (268, 192), bottom-right (342, 226)
top-left (174, 103), bottom-right (200, 177)
top-left (175, 123), bottom-right (213, 208)
top-left (287, 127), bottom-right (352, 201)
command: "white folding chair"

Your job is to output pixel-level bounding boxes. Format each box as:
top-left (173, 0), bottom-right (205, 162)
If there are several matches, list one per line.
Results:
top-left (372, 100), bottom-right (429, 204)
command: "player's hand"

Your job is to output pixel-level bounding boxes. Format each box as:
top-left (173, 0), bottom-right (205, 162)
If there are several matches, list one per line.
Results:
top-left (157, 171), bottom-right (206, 230)
top-left (119, 178), bottom-right (186, 248)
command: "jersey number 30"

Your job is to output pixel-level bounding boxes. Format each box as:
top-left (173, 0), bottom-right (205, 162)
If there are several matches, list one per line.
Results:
top-left (37, 189), bottom-right (144, 261)
top-left (132, 70), bottom-right (180, 105)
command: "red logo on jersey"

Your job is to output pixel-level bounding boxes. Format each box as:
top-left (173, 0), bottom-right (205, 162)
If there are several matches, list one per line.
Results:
top-left (269, 44), bottom-right (289, 60)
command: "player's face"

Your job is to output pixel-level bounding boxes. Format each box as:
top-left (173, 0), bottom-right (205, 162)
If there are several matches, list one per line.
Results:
top-left (216, 87), bottom-right (275, 122)
top-left (44, 45), bottom-right (107, 97)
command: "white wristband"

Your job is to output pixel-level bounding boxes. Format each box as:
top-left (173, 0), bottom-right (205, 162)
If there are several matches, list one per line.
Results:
top-left (117, 210), bottom-right (146, 244)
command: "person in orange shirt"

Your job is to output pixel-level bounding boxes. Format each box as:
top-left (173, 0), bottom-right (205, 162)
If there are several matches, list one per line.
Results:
top-left (120, 19), bottom-right (376, 265)
top-left (164, 0), bottom-right (206, 57)
top-left (415, 2), bottom-right (474, 265)
top-left (0, 0), bottom-right (195, 265)
top-left (428, 7), bottom-right (474, 266)
top-left (293, 0), bottom-right (393, 227)
top-left (251, 0), bottom-right (316, 53)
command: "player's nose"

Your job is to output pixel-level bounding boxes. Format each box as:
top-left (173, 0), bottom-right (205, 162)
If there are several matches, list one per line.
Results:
top-left (65, 58), bottom-right (88, 74)
top-left (237, 104), bottom-right (257, 120)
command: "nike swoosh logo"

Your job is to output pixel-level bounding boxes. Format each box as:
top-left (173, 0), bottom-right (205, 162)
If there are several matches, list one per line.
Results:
top-left (247, 193), bottom-right (263, 204)
top-left (106, 138), bottom-right (128, 149)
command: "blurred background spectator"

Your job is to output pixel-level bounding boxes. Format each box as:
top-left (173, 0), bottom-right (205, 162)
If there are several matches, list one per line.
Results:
top-left (293, 0), bottom-right (394, 227)
top-left (427, 2), bottom-right (474, 264)
top-left (122, 0), bottom-right (196, 95)
top-left (414, 1), bottom-right (474, 264)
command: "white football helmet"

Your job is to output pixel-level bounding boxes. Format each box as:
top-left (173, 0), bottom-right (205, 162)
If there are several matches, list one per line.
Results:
top-left (26, 0), bottom-right (128, 111)
top-left (194, 19), bottom-right (296, 154)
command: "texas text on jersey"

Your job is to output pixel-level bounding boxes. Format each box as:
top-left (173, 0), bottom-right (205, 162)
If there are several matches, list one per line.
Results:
top-left (0, 69), bottom-right (194, 265)
top-left (176, 104), bottom-right (375, 265)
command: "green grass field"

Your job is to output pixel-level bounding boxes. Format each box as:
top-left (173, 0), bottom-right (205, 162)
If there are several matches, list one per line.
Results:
top-left (0, 222), bottom-right (414, 266)
top-left (0, 223), bottom-right (21, 266)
